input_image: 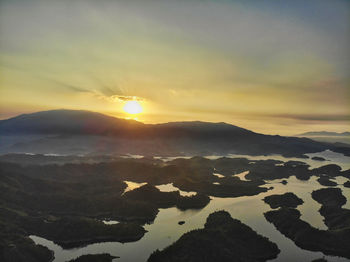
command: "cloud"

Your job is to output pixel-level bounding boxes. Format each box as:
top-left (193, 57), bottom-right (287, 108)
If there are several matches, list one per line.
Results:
top-left (50, 79), bottom-right (145, 103)
top-left (115, 95), bottom-right (144, 101)
top-left (269, 113), bottom-right (350, 122)
top-left (90, 77), bottom-right (125, 97)
top-left (179, 105), bottom-right (350, 123)
top-left (98, 95), bottom-right (144, 103)
top-left (50, 80), bottom-right (91, 93)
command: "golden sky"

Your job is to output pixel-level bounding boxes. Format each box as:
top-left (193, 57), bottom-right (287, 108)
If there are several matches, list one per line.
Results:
top-left (0, 0), bottom-right (349, 135)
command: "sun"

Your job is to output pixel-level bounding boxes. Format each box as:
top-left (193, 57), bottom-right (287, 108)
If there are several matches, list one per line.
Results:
top-left (123, 100), bottom-right (143, 115)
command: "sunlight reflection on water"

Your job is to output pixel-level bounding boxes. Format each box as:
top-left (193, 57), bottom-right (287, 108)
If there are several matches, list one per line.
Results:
top-left (122, 181), bottom-right (147, 194)
top-left (30, 151), bottom-right (350, 262)
top-left (155, 183), bottom-right (196, 197)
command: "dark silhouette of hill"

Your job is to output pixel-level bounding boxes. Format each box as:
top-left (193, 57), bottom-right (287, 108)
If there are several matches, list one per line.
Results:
top-left (0, 110), bottom-right (250, 138)
top-left (0, 109), bottom-right (143, 136)
top-left (0, 109), bottom-right (349, 157)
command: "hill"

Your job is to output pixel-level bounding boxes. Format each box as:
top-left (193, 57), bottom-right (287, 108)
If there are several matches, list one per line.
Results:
top-left (1, 109), bottom-right (349, 157)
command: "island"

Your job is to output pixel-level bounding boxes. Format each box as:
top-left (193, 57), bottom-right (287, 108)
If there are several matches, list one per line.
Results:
top-left (263, 192), bottom-right (304, 209)
top-left (0, 155), bottom-right (348, 261)
top-left (68, 253), bottom-right (119, 262)
top-left (311, 188), bottom-right (346, 207)
top-left (311, 188), bottom-right (350, 230)
top-left (316, 177), bottom-right (337, 187)
top-left (148, 211), bottom-right (280, 262)
top-left (311, 157), bottom-right (326, 161)
top-left (264, 207), bottom-right (350, 259)
top-left (68, 254), bottom-right (118, 262)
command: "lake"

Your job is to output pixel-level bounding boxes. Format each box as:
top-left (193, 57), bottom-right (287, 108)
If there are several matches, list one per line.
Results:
top-left (30, 150), bottom-right (350, 262)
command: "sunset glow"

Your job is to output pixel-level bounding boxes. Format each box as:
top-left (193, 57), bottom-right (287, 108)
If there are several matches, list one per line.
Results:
top-left (0, 0), bottom-right (349, 135)
top-left (1, 2), bottom-right (350, 261)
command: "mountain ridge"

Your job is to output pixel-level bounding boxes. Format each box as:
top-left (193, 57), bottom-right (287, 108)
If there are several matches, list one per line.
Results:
top-left (0, 109), bottom-right (248, 131)
top-left (0, 109), bottom-right (254, 139)
top-left (1, 109), bottom-right (349, 157)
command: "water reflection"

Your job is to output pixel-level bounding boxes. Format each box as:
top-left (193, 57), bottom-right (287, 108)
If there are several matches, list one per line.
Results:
top-left (224, 150), bottom-right (350, 170)
top-left (152, 150), bottom-right (350, 170)
top-left (102, 220), bottom-right (119, 225)
top-left (123, 181), bottom-right (147, 194)
top-left (30, 151), bottom-right (350, 262)
top-left (234, 170), bottom-right (250, 181)
top-left (155, 183), bottom-right (196, 197)
top-left (213, 173), bottom-right (225, 178)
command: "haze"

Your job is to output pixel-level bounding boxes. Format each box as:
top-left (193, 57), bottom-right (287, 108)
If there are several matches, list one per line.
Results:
top-left (0, 0), bottom-right (349, 135)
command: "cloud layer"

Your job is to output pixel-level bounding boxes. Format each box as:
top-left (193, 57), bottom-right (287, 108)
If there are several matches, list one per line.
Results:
top-left (0, 0), bottom-right (349, 134)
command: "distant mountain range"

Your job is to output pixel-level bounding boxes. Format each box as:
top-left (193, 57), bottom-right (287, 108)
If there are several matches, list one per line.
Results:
top-left (1, 109), bottom-right (349, 157)
top-left (298, 131), bottom-right (350, 137)
top-left (296, 131), bottom-right (350, 145)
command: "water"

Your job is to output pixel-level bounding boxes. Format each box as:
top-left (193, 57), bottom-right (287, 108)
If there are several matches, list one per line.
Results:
top-left (155, 183), bottom-right (196, 197)
top-left (30, 151), bottom-right (350, 262)
top-left (213, 173), bottom-right (225, 178)
top-left (234, 170), bottom-right (250, 181)
top-left (123, 181), bottom-right (147, 194)
top-left (225, 150), bottom-right (350, 170)
top-left (102, 220), bottom-right (120, 225)
top-left (153, 150), bottom-right (350, 170)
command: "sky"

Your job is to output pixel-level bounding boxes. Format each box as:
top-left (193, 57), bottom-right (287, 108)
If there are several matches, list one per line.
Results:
top-left (0, 0), bottom-right (349, 135)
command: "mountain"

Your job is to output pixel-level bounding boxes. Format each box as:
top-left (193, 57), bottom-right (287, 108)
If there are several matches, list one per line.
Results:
top-left (1, 109), bottom-right (349, 157)
top-left (0, 109), bottom-right (143, 136)
top-left (0, 110), bottom-right (250, 138)
top-left (298, 131), bottom-right (350, 137)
